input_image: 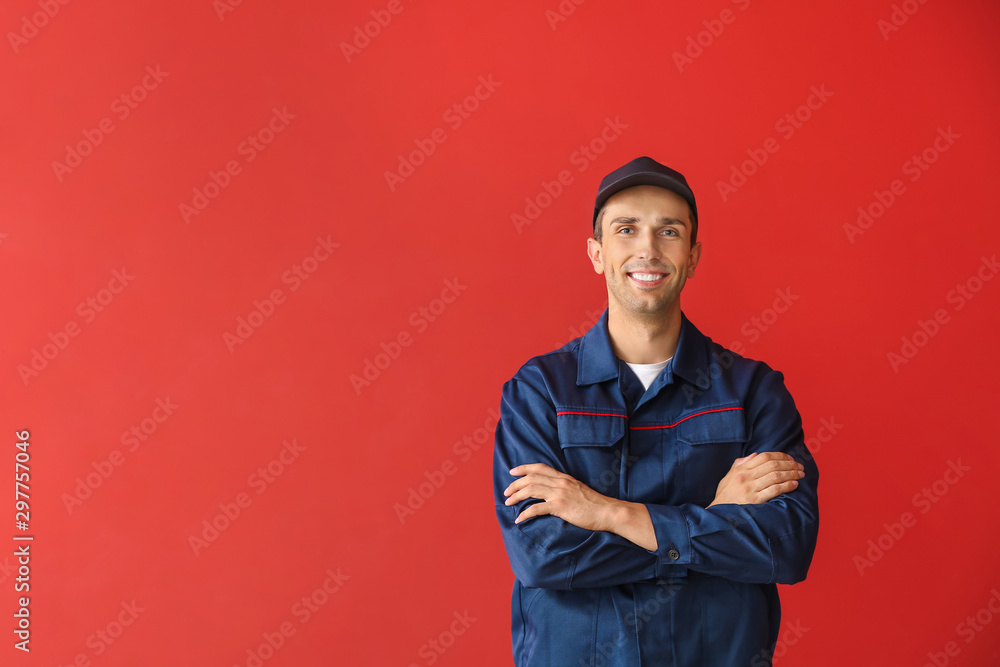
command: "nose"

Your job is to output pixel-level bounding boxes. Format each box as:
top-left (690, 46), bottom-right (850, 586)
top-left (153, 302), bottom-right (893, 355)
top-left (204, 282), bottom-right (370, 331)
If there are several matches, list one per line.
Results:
top-left (634, 228), bottom-right (661, 260)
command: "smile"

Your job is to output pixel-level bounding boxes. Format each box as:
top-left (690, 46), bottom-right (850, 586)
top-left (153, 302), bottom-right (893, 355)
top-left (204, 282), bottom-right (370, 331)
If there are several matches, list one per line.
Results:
top-left (627, 272), bottom-right (668, 287)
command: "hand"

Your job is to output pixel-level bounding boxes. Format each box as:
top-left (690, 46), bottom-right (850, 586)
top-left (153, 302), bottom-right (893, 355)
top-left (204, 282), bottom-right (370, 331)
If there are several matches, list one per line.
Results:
top-left (707, 452), bottom-right (805, 507)
top-left (504, 463), bottom-right (617, 531)
top-left (504, 463), bottom-right (658, 550)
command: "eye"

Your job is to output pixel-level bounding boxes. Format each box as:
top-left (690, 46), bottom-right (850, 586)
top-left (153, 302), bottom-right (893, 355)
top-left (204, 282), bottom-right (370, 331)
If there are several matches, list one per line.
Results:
top-left (661, 228), bottom-right (678, 236)
top-left (616, 227), bottom-right (634, 234)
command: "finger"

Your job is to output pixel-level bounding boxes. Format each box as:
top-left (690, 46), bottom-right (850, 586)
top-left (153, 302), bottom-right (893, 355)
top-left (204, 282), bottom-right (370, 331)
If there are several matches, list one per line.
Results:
top-left (744, 454), bottom-right (800, 474)
top-left (750, 461), bottom-right (804, 480)
top-left (754, 479), bottom-right (800, 503)
top-left (514, 502), bottom-right (552, 524)
top-left (754, 469), bottom-right (806, 493)
top-left (510, 463), bottom-right (560, 478)
top-left (505, 481), bottom-right (558, 505)
top-left (747, 466), bottom-right (801, 491)
top-left (504, 475), bottom-right (537, 496)
top-left (733, 451), bottom-right (794, 471)
top-left (504, 473), bottom-right (561, 497)
top-left (742, 451), bottom-right (793, 468)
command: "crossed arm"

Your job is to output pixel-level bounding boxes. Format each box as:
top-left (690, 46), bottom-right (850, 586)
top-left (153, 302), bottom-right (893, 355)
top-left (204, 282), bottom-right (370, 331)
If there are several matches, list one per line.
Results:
top-left (494, 369), bottom-right (820, 588)
top-left (503, 452), bottom-right (806, 551)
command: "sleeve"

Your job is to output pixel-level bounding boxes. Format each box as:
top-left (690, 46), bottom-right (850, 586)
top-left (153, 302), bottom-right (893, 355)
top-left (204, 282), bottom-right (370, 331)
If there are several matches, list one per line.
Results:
top-left (493, 371), bottom-right (660, 590)
top-left (644, 367), bottom-right (820, 585)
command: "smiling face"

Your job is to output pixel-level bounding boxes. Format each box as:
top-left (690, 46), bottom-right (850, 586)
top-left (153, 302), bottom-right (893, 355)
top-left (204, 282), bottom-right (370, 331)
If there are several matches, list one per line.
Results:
top-left (586, 185), bottom-right (702, 320)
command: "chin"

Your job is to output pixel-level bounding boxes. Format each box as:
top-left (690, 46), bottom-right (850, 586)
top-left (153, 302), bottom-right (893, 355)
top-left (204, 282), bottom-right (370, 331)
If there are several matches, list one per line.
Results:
top-left (626, 299), bottom-right (670, 315)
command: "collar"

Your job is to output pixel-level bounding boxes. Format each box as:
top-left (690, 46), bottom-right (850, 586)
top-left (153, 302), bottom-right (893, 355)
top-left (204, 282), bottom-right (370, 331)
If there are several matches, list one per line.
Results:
top-left (577, 308), bottom-right (712, 391)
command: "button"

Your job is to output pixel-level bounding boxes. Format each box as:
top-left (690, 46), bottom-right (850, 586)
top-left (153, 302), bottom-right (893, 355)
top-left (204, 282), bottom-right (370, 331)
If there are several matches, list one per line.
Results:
top-left (667, 549), bottom-right (680, 561)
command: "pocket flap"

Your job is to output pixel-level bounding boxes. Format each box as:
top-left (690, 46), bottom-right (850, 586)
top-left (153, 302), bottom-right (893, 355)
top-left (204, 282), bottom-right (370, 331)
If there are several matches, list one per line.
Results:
top-left (556, 411), bottom-right (626, 448)
top-left (676, 407), bottom-right (747, 445)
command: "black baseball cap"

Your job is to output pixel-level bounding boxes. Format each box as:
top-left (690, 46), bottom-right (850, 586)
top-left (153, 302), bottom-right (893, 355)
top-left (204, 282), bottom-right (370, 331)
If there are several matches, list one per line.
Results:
top-left (593, 156), bottom-right (698, 226)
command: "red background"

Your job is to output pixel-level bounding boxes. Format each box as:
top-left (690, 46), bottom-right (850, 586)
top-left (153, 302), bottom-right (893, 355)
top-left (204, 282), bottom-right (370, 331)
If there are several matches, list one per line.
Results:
top-left (2, 0), bottom-right (1000, 665)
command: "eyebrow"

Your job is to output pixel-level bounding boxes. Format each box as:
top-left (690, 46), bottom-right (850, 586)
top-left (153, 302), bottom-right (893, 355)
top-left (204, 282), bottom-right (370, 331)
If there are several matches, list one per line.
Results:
top-left (610, 216), bottom-right (689, 228)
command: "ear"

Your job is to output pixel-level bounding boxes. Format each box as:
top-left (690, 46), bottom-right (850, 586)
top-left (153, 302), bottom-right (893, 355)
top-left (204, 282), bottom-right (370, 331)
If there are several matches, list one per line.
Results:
top-left (586, 237), bottom-right (605, 274)
top-left (687, 240), bottom-right (702, 277)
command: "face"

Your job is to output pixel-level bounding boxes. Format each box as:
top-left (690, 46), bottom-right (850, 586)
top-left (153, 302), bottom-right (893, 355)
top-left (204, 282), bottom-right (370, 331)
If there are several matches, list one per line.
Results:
top-left (586, 185), bottom-right (702, 319)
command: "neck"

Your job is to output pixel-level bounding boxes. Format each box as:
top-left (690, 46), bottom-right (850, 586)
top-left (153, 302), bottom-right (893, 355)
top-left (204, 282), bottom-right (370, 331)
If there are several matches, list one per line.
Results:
top-left (606, 302), bottom-right (683, 364)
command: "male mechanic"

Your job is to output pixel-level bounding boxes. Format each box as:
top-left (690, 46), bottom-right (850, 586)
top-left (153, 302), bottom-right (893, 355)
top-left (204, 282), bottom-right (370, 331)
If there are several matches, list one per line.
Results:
top-left (492, 156), bottom-right (819, 666)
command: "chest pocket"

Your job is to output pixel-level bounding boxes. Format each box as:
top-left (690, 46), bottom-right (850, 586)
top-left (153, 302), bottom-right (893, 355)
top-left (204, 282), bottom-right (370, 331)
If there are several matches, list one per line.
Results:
top-left (556, 411), bottom-right (626, 496)
top-left (675, 407), bottom-right (748, 505)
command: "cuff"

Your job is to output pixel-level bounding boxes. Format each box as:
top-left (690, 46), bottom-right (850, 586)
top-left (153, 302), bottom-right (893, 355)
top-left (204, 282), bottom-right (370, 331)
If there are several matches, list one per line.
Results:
top-left (645, 504), bottom-right (692, 578)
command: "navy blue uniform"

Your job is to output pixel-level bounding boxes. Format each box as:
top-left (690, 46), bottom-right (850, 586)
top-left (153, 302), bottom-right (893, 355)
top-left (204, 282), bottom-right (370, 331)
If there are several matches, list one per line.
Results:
top-left (493, 309), bottom-right (819, 666)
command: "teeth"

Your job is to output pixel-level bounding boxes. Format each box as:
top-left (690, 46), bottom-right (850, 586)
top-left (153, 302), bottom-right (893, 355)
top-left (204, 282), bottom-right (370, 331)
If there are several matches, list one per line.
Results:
top-left (630, 273), bottom-right (664, 281)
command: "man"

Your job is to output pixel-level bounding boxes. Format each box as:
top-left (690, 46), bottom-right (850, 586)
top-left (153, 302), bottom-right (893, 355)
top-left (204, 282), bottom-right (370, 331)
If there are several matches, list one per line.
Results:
top-left (492, 156), bottom-right (819, 666)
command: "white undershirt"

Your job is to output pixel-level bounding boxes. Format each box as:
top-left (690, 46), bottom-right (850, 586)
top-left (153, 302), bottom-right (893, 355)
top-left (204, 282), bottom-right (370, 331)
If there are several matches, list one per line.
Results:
top-left (624, 357), bottom-right (672, 391)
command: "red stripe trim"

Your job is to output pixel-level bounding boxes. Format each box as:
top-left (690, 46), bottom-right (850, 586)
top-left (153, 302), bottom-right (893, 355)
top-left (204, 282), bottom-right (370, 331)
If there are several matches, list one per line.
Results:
top-left (556, 411), bottom-right (627, 418)
top-left (629, 407), bottom-right (744, 430)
